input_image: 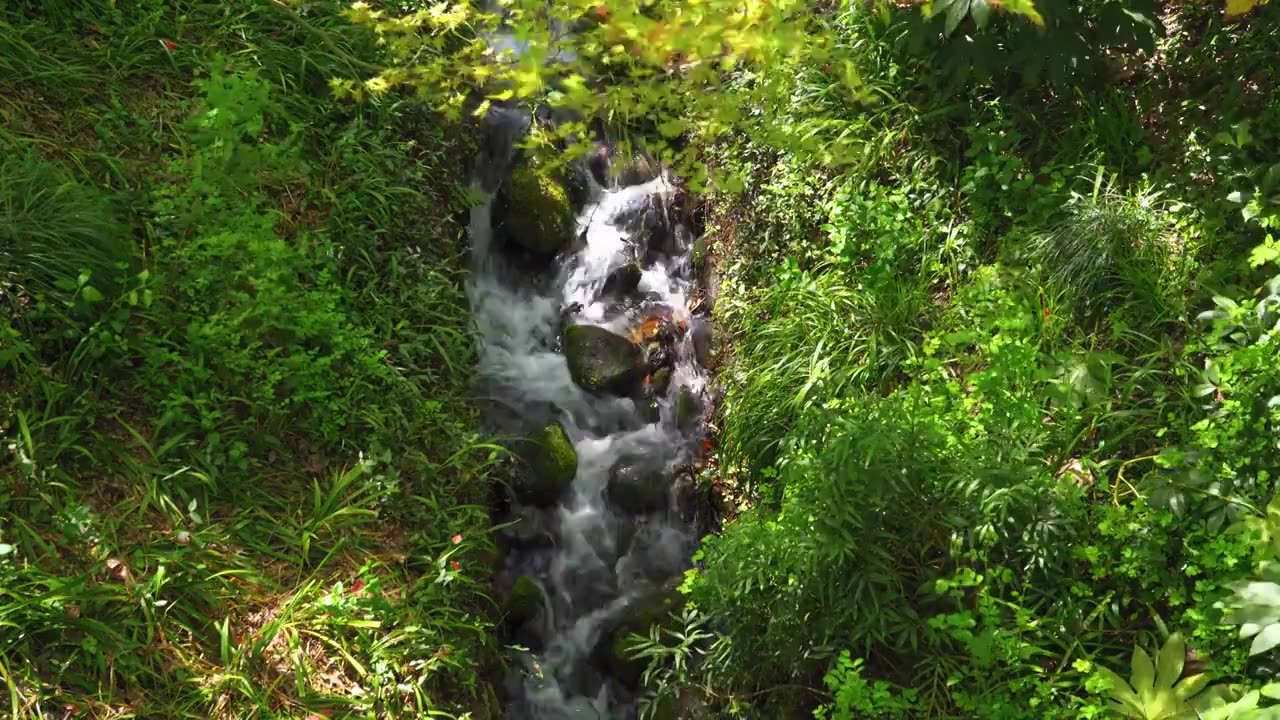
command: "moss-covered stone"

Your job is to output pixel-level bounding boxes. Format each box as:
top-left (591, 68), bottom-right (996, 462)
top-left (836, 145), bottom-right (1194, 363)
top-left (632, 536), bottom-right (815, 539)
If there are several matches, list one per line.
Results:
top-left (563, 324), bottom-right (645, 396)
top-left (514, 423), bottom-right (577, 506)
top-left (504, 574), bottom-right (544, 628)
top-left (500, 166), bottom-right (573, 255)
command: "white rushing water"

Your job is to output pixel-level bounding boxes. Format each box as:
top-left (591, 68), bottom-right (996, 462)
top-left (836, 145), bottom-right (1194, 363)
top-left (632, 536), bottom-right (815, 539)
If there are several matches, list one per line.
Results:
top-left (467, 139), bottom-right (709, 719)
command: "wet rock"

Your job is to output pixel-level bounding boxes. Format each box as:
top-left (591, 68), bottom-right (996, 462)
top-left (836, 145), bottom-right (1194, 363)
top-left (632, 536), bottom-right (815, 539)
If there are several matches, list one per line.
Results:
top-left (675, 387), bottom-right (701, 429)
top-left (514, 423), bottom-right (577, 506)
top-left (672, 471), bottom-right (702, 524)
top-left (602, 262), bottom-right (643, 298)
top-left (618, 154), bottom-right (660, 187)
top-left (690, 316), bottom-right (714, 367)
top-left (587, 143), bottom-right (611, 187)
top-left (502, 574), bottom-right (548, 653)
top-left (618, 523), bottom-right (688, 586)
top-left (477, 107), bottom-right (531, 193)
top-left (615, 198), bottom-right (675, 258)
top-left (498, 506), bottom-right (557, 550)
top-left (633, 390), bottom-right (661, 425)
top-left (562, 324), bottom-right (645, 396)
top-left (496, 166), bottom-right (574, 255)
top-left (607, 460), bottom-right (668, 514)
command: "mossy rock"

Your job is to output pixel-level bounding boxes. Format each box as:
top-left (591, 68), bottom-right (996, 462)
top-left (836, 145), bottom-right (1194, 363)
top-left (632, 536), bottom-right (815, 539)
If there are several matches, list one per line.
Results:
top-left (500, 166), bottom-right (573, 255)
top-left (503, 574), bottom-right (544, 628)
top-left (562, 324), bottom-right (645, 396)
top-left (650, 366), bottom-right (672, 395)
top-left (514, 423), bottom-right (577, 506)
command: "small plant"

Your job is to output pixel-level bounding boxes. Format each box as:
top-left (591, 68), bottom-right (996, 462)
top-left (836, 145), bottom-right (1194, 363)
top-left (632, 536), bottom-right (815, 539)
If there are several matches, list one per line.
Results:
top-left (1091, 634), bottom-right (1210, 720)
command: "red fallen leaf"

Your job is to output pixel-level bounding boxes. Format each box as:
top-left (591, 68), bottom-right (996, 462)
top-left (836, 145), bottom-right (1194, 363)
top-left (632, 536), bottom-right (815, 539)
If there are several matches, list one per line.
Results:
top-left (450, 560), bottom-right (461, 572)
top-left (160, 37), bottom-right (177, 51)
top-left (351, 580), bottom-right (364, 593)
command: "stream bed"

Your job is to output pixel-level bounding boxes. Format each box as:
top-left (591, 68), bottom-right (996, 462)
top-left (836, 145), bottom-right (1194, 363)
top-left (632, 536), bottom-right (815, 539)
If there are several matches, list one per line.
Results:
top-left (467, 111), bottom-right (715, 719)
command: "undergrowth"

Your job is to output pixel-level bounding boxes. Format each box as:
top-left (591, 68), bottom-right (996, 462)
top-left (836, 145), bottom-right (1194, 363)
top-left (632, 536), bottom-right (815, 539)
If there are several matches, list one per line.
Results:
top-left (644, 1), bottom-right (1280, 718)
top-left (0, 2), bottom-right (500, 718)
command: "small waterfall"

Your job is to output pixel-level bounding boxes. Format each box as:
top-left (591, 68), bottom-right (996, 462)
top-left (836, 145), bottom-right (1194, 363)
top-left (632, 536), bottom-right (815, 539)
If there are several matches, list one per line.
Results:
top-left (467, 110), bottom-right (712, 719)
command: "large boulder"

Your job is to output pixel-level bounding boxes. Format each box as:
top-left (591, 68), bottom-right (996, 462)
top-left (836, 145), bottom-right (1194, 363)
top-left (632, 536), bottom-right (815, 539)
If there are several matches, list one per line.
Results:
top-left (513, 423), bottom-right (577, 506)
top-left (562, 324), bottom-right (645, 396)
top-left (602, 261), bottom-right (643, 298)
top-left (607, 459), bottom-right (669, 514)
top-left (497, 166), bottom-right (574, 255)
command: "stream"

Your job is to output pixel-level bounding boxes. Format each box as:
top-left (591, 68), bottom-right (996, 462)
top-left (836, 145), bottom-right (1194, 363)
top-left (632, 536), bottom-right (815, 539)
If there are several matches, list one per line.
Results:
top-left (467, 108), bottom-right (713, 719)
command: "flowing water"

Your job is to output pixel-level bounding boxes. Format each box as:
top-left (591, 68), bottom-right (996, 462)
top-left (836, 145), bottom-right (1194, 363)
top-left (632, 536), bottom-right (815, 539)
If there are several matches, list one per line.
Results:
top-left (467, 111), bottom-right (711, 719)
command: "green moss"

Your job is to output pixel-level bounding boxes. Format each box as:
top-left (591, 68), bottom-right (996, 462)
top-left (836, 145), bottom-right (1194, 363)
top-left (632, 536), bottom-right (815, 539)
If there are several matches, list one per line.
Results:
top-left (531, 422), bottom-right (577, 487)
top-left (505, 166), bottom-right (573, 255)
top-left (513, 423), bottom-right (577, 505)
top-left (505, 574), bottom-right (544, 627)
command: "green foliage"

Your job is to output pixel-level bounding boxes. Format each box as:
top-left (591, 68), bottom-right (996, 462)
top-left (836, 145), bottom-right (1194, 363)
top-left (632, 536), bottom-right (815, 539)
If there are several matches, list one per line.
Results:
top-left (816, 652), bottom-right (919, 719)
top-left (1029, 177), bottom-right (1193, 325)
top-left (0, 1), bottom-right (498, 717)
top-left (900, 0), bottom-right (1164, 87)
top-left (1092, 633), bottom-right (1211, 719)
top-left (676, 2), bottom-right (1280, 718)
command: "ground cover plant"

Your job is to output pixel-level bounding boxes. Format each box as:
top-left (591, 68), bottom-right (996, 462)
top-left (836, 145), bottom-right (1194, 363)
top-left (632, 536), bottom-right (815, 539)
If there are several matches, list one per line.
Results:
top-left (633, 1), bottom-right (1280, 718)
top-left (1, 1), bottom-right (501, 717)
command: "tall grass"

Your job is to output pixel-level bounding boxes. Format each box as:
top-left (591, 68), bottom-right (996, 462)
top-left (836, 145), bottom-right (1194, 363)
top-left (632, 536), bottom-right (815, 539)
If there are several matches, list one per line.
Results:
top-left (0, 154), bottom-right (134, 298)
top-left (1028, 176), bottom-right (1194, 327)
top-left (717, 266), bottom-right (926, 485)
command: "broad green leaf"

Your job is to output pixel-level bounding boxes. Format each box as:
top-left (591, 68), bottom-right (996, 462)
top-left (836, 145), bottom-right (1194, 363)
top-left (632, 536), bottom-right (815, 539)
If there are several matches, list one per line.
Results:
top-left (1174, 673), bottom-right (1210, 700)
top-left (1096, 665), bottom-right (1141, 708)
top-left (945, 0), bottom-right (970, 36)
top-left (1157, 634), bottom-right (1186, 689)
top-left (970, 0), bottom-right (991, 28)
top-left (1132, 646), bottom-right (1156, 693)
